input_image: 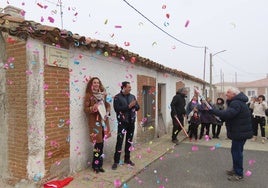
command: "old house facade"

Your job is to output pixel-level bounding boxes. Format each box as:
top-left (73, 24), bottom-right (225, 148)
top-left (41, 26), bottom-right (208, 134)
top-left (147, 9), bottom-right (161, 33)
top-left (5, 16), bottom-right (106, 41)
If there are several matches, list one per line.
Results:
top-left (0, 6), bottom-right (209, 182)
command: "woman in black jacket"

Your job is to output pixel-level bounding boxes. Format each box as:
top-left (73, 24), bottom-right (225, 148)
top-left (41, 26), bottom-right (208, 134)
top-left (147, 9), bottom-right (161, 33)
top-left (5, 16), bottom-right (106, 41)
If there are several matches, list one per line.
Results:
top-left (170, 87), bottom-right (188, 144)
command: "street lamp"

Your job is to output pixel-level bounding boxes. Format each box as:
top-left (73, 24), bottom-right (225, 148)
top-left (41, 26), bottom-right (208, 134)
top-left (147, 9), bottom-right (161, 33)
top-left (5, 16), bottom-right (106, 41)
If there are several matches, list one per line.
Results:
top-left (209, 50), bottom-right (226, 99)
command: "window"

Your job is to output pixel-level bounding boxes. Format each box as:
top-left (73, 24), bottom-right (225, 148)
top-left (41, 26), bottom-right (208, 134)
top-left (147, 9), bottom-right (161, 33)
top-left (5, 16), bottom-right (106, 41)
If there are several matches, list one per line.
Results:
top-left (247, 90), bottom-right (256, 97)
top-left (142, 86), bottom-right (155, 127)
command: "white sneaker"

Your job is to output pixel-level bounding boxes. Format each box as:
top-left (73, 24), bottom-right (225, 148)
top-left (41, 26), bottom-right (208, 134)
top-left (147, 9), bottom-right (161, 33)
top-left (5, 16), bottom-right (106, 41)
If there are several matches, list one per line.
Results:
top-left (262, 137), bottom-right (266, 144)
top-left (252, 136), bottom-right (257, 142)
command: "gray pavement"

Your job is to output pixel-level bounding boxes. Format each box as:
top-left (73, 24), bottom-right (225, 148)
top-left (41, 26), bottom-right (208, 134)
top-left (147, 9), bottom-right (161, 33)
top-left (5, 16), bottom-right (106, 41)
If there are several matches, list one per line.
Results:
top-left (127, 143), bottom-right (268, 188)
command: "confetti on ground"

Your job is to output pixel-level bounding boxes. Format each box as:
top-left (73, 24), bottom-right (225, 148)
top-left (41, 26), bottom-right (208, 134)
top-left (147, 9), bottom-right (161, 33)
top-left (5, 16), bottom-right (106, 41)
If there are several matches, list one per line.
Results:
top-left (248, 159), bottom-right (256, 166)
top-left (191, 145), bottom-right (199, 151)
top-left (245, 170), bottom-right (252, 177)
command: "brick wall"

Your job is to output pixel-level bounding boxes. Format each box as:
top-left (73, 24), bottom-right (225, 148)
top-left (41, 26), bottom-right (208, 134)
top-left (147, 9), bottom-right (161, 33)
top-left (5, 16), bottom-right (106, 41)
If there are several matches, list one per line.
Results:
top-left (136, 75), bottom-right (156, 143)
top-left (44, 65), bottom-right (70, 173)
top-left (6, 39), bottom-right (28, 179)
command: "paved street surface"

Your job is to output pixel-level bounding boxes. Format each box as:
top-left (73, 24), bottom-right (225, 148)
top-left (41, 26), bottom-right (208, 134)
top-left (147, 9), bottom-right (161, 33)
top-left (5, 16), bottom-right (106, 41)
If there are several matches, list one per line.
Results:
top-left (127, 142), bottom-right (268, 188)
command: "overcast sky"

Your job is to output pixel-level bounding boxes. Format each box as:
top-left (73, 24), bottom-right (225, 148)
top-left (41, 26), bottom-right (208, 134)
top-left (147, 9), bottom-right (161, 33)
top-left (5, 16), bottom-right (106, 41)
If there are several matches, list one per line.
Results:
top-left (1, 0), bottom-right (268, 83)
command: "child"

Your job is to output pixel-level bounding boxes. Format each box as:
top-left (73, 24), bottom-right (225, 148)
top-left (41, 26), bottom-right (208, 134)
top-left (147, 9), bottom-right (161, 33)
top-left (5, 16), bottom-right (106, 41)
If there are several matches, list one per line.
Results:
top-left (188, 110), bottom-right (201, 141)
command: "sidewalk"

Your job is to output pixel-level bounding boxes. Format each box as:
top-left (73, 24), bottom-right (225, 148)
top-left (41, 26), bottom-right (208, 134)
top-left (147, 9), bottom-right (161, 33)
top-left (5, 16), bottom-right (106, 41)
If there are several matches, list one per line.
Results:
top-left (65, 134), bottom-right (175, 188)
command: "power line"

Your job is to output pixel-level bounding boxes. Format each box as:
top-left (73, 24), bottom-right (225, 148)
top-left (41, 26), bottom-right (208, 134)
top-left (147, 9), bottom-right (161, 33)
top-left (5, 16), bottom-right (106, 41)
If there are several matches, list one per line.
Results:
top-left (122, 0), bottom-right (205, 49)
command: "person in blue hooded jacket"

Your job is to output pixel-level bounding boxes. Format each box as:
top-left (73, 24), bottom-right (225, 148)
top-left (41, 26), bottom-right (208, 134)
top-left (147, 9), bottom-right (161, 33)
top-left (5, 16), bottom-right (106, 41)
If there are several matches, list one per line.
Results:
top-left (210, 87), bottom-right (253, 181)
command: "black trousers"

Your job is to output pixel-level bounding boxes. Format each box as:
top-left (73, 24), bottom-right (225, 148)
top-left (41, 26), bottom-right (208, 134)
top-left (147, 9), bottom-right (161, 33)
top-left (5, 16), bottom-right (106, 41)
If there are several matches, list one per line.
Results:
top-left (189, 124), bottom-right (199, 140)
top-left (114, 121), bottom-right (135, 163)
top-left (172, 115), bottom-right (184, 140)
top-left (92, 142), bottom-right (103, 169)
top-left (212, 124), bottom-right (222, 137)
top-left (253, 116), bottom-right (266, 137)
top-left (199, 123), bottom-right (211, 138)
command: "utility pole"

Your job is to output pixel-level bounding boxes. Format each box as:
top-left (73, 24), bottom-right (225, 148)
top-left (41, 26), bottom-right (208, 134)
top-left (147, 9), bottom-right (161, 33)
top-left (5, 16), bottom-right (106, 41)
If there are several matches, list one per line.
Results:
top-left (209, 50), bottom-right (226, 100)
top-left (209, 53), bottom-right (213, 99)
top-left (58, 0), bottom-right (64, 29)
top-left (202, 47), bottom-right (207, 96)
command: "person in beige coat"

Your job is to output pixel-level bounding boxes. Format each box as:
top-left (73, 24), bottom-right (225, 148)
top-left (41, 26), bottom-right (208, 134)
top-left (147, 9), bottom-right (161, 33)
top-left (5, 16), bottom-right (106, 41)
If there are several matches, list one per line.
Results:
top-left (84, 77), bottom-right (111, 173)
top-left (249, 95), bottom-right (267, 143)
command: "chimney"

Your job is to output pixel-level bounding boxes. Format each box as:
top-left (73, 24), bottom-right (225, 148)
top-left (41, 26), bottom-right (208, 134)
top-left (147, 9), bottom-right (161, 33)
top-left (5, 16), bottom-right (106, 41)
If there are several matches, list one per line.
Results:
top-left (4, 5), bottom-right (25, 19)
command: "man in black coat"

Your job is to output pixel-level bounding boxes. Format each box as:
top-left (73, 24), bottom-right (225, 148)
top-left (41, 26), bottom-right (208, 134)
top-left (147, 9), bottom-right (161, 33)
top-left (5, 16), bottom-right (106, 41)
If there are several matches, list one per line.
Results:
top-left (170, 87), bottom-right (188, 144)
top-left (210, 87), bottom-right (253, 181)
top-left (112, 81), bottom-right (140, 170)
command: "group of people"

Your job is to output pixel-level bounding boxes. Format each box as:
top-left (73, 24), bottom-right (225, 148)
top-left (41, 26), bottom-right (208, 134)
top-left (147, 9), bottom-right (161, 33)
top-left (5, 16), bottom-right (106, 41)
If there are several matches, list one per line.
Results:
top-left (84, 77), bottom-right (265, 182)
top-left (84, 77), bottom-right (139, 173)
top-left (171, 89), bottom-right (225, 143)
top-left (170, 87), bottom-right (268, 181)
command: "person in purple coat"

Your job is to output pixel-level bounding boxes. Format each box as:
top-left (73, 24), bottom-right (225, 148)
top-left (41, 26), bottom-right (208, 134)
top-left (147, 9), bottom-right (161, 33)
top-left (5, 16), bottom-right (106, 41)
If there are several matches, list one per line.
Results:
top-left (198, 98), bottom-right (216, 140)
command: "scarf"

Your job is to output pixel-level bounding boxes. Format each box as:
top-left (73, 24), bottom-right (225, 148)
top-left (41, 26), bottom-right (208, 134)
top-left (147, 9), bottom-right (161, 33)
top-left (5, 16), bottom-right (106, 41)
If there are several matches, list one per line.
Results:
top-left (92, 90), bottom-right (105, 101)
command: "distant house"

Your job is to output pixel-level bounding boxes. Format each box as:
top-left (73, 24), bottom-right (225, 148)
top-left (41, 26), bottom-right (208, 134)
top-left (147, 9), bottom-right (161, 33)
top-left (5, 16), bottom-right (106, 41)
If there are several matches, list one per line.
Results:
top-left (0, 6), bottom-right (209, 182)
top-left (215, 76), bottom-right (268, 102)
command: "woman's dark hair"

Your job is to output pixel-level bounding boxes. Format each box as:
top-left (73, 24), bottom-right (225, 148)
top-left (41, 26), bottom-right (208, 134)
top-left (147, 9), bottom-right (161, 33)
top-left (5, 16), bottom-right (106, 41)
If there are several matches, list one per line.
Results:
top-left (121, 81), bottom-right (130, 90)
top-left (258, 95), bottom-right (265, 101)
top-left (217, 98), bottom-right (225, 104)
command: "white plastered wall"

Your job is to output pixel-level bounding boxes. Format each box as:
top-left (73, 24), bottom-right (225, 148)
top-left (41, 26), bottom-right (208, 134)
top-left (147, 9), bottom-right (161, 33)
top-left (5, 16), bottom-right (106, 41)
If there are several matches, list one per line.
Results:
top-left (26, 39), bottom-right (45, 179)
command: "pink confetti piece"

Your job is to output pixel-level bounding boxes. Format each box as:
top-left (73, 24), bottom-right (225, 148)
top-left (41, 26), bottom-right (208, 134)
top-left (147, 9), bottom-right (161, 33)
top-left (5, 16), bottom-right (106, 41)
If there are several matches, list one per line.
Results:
top-left (210, 146), bottom-right (215, 151)
top-left (124, 41), bottom-right (130, 46)
top-left (40, 16), bottom-right (44, 22)
top-left (47, 151), bottom-right (53, 157)
top-left (114, 179), bottom-right (121, 188)
top-left (130, 57), bottom-right (136, 63)
top-left (26, 70), bottom-right (33, 75)
top-left (185, 20), bottom-right (190, 27)
top-left (43, 84), bottom-right (49, 90)
top-left (48, 16), bottom-right (55, 23)
top-left (37, 3), bottom-right (43, 8)
top-left (137, 154), bottom-right (142, 159)
top-left (166, 13), bottom-right (170, 19)
top-left (245, 170), bottom-right (252, 177)
top-left (7, 57), bottom-right (15, 63)
top-left (248, 159), bottom-right (256, 166)
top-left (162, 5), bottom-right (166, 9)
top-left (114, 25), bottom-right (122, 28)
top-left (129, 146), bottom-right (135, 151)
top-left (20, 10), bottom-right (26, 16)
top-left (191, 145), bottom-right (199, 151)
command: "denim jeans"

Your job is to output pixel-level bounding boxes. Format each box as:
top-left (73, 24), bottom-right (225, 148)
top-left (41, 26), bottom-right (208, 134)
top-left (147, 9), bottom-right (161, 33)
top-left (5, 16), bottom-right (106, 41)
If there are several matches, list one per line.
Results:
top-left (231, 139), bottom-right (246, 176)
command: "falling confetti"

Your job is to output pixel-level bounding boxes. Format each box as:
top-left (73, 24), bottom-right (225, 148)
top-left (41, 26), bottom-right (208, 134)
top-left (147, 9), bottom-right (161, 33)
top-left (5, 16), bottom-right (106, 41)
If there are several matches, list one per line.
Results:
top-left (185, 20), bottom-right (190, 27)
top-left (166, 13), bottom-right (170, 19)
top-left (48, 16), bottom-right (55, 23)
